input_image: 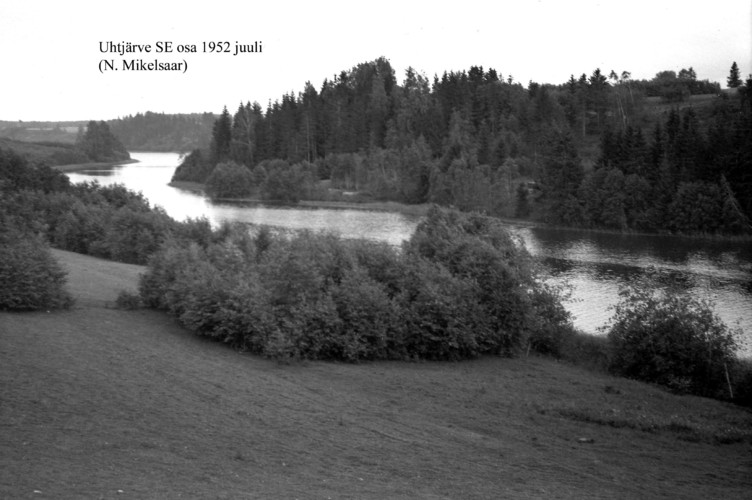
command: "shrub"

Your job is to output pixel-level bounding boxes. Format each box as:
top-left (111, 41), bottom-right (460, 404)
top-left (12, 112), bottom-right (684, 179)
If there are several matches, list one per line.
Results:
top-left (527, 281), bottom-right (576, 358)
top-left (171, 149), bottom-right (212, 183)
top-left (138, 240), bottom-right (206, 310)
top-left (330, 266), bottom-right (401, 361)
top-left (104, 207), bottom-right (175, 264)
top-left (398, 257), bottom-right (487, 360)
top-left (205, 161), bottom-right (254, 199)
top-left (0, 228), bottom-right (73, 311)
top-left (559, 331), bottom-right (612, 372)
top-left (114, 290), bottom-right (142, 310)
top-left (605, 279), bottom-right (740, 398)
top-left (405, 206), bottom-right (569, 356)
top-left (50, 199), bottom-right (110, 256)
top-left (261, 160), bottom-right (304, 203)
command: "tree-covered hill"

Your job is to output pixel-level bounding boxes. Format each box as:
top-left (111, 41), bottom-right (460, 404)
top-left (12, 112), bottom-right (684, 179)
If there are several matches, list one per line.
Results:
top-left (0, 121), bottom-right (130, 166)
top-left (76, 120), bottom-right (130, 163)
top-left (174, 58), bottom-right (752, 235)
top-left (108, 112), bottom-right (216, 152)
top-left (0, 137), bottom-right (88, 166)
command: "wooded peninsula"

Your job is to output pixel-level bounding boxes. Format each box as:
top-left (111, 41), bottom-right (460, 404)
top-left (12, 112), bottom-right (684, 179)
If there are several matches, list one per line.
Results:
top-left (164, 58), bottom-right (752, 236)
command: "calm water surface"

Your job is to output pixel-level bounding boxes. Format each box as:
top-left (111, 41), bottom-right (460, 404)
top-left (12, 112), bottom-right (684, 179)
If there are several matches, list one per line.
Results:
top-left (66, 152), bottom-right (752, 356)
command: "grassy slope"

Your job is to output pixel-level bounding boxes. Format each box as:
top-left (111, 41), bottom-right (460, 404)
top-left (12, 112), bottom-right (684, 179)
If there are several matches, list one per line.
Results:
top-left (1, 250), bottom-right (751, 499)
top-left (0, 138), bottom-right (81, 164)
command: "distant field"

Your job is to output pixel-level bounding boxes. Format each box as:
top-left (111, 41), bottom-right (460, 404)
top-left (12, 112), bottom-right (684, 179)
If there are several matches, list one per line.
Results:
top-left (643, 93), bottom-right (722, 116)
top-left (0, 137), bottom-right (87, 166)
top-left (1, 249), bottom-right (751, 498)
top-left (0, 122), bottom-right (81, 144)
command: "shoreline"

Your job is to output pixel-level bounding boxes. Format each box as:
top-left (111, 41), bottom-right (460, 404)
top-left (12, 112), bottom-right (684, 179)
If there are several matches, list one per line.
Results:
top-left (498, 216), bottom-right (752, 243)
top-left (168, 180), bottom-right (431, 217)
top-left (161, 172), bottom-right (752, 242)
top-left (53, 158), bottom-right (139, 172)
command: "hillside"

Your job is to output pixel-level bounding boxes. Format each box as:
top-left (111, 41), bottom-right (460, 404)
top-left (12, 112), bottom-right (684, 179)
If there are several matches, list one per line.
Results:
top-left (0, 137), bottom-right (88, 166)
top-left (1, 249), bottom-right (751, 498)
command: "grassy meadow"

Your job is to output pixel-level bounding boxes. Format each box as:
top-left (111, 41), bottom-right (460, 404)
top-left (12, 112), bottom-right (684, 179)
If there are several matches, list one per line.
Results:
top-left (1, 249), bottom-right (751, 499)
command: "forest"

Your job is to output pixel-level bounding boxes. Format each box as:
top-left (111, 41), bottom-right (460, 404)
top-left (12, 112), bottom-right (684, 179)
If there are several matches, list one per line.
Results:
top-left (171, 58), bottom-right (751, 235)
top-left (108, 112), bottom-right (216, 152)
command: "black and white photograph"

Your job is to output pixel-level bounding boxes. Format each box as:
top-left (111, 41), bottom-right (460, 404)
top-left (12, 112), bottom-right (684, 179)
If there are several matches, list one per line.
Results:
top-left (2, 0), bottom-right (752, 497)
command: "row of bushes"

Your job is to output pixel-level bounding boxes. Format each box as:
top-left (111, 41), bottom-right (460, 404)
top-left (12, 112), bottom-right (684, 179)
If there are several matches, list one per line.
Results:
top-left (0, 147), bottom-right (212, 310)
top-left (1, 181), bottom-right (215, 266)
top-left (136, 207), bottom-right (575, 361)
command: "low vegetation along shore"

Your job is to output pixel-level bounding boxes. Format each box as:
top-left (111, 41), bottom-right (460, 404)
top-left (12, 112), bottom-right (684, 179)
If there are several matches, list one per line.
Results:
top-left (2, 249), bottom-right (751, 499)
top-left (169, 179), bottom-right (431, 217)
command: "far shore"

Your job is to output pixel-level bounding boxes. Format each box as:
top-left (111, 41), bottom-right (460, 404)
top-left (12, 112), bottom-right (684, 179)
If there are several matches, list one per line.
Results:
top-left (168, 180), bottom-right (752, 241)
top-left (53, 158), bottom-right (139, 172)
top-left (168, 180), bottom-right (432, 217)
top-left (84, 164), bottom-right (752, 241)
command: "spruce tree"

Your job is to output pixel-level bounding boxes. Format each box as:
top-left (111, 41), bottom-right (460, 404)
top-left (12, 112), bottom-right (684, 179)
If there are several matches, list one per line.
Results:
top-left (727, 62), bottom-right (742, 88)
top-left (209, 106), bottom-right (233, 165)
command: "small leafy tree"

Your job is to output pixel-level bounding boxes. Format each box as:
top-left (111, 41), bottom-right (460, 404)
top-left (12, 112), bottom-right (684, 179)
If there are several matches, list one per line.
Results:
top-left (171, 149), bottom-right (213, 183)
top-left (605, 278), bottom-right (740, 398)
top-left (205, 161), bottom-right (254, 199)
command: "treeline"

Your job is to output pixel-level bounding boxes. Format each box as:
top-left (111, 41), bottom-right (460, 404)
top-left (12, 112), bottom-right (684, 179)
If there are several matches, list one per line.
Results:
top-left (540, 98), bottom-right (752, 233)
top-left (172, 58), bottom-right (751, 234)
top-left (108, 112), bottom-right (216, 152)
top-left (173, 59), bottom-right (637, 189)
top-left (630, 68), bottom-right (721, 102)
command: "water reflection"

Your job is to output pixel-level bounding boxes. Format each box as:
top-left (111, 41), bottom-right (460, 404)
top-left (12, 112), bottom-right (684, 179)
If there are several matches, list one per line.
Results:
top-left (527, 225), bottom-right (752, 356)
top-left (75, 169), bottom-right (119, 176)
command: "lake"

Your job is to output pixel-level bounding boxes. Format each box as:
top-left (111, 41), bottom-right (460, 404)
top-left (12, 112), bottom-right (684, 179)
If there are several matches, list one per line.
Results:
top-left (65, 152), bottom-right (752, 356)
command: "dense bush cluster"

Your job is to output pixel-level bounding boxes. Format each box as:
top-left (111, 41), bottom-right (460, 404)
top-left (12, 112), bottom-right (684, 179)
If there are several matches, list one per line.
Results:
top-left (605, 280), bottom-right (741, 399)
top-left (138, 207), bottom-right (574, 361)
top-left (0, 147), bottom-right (212, 265)
top-left (0, 224), bottom-right (72, 311)
top-left (1, 184), bottom-right (189, 265)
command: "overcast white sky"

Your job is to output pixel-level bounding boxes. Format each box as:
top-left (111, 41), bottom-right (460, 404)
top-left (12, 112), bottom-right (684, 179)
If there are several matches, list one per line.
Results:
top-left (1, 0), bottom-right (750, 122)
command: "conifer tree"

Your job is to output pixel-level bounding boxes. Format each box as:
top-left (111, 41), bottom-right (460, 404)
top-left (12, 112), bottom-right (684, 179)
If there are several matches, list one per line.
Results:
top-left (209, 106), bottom-right (233, 165)
top-left (727, 62), bottom-right (742, 88)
